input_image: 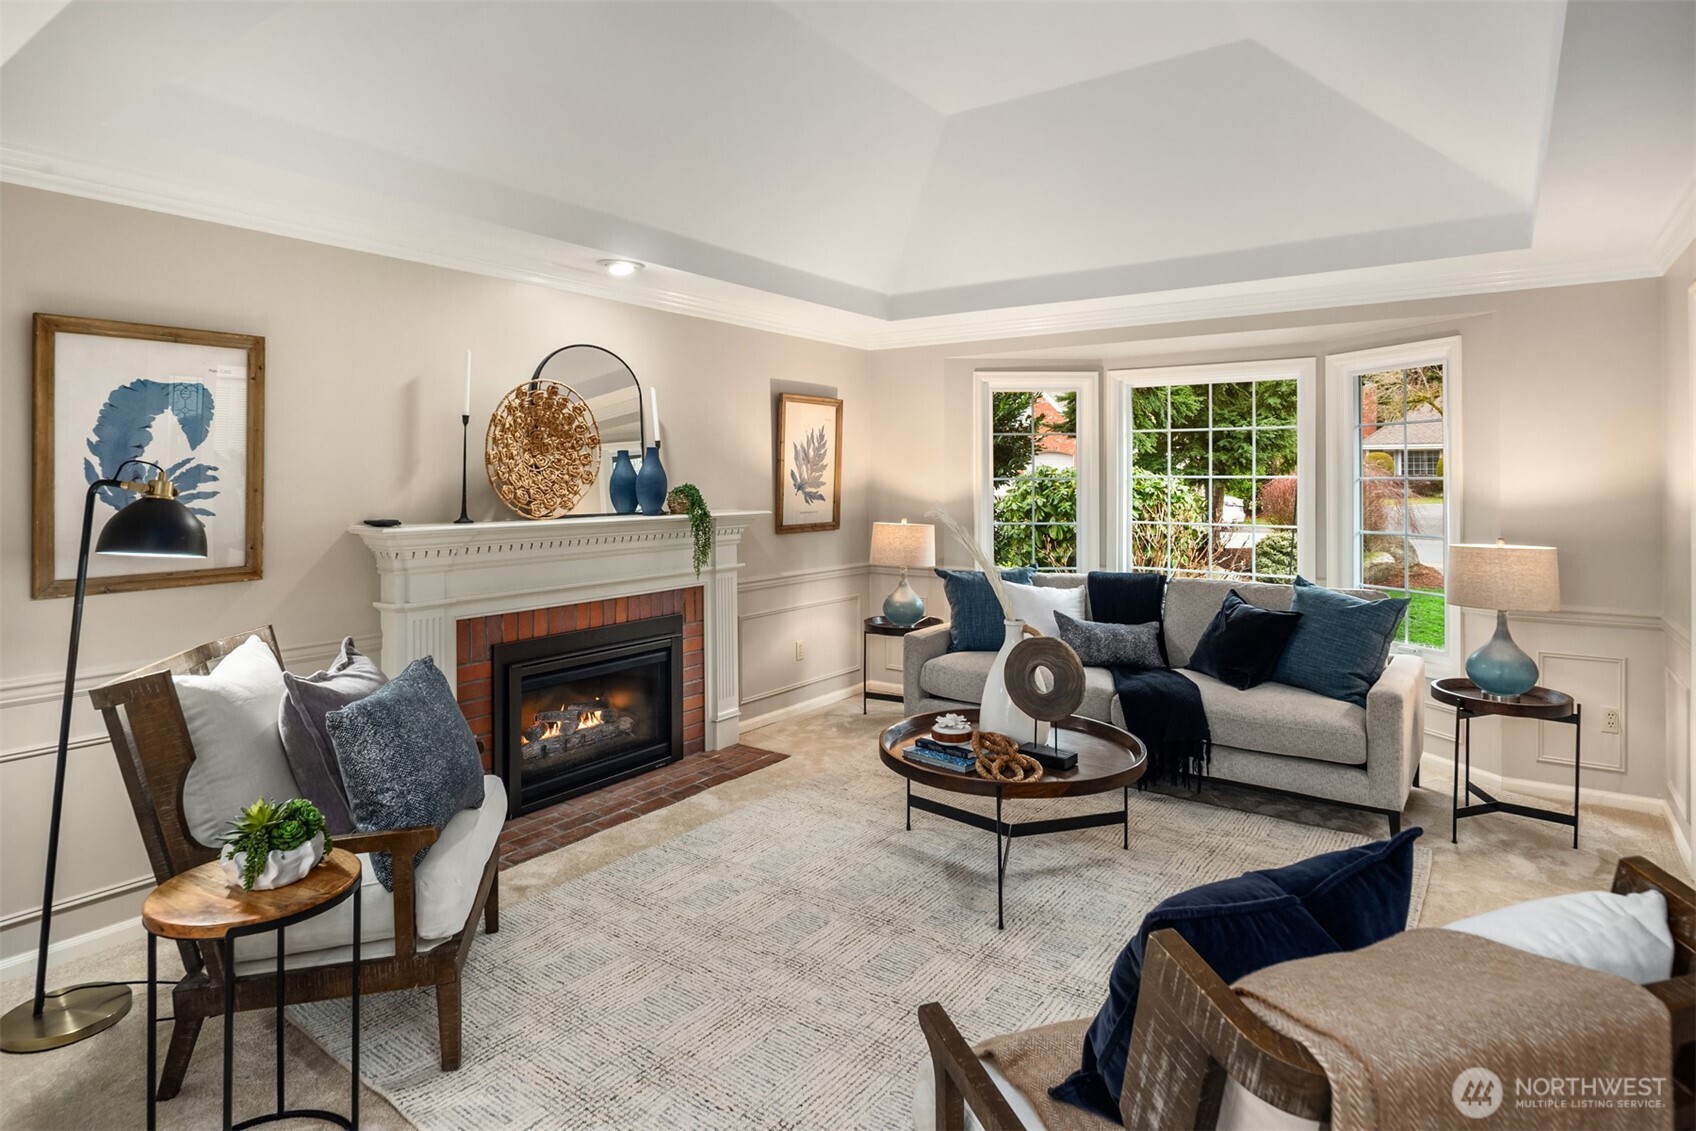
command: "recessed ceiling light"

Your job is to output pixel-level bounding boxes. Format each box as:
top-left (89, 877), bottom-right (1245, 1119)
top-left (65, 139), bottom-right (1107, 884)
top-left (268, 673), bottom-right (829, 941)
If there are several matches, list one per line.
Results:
top-left (598, 259), bottom-right (643, 277)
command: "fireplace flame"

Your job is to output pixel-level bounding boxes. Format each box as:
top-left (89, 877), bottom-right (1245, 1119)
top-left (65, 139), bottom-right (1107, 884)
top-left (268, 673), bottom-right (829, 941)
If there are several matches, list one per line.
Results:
top-left (578, 708), bottom-right (604, 730)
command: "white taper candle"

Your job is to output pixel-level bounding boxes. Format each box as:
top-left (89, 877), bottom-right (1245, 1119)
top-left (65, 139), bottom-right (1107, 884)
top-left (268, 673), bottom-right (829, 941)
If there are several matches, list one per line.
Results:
top-left (650, 385), bottom-right (660, 447)
top-left (463, 349), bottom-right (472, 416)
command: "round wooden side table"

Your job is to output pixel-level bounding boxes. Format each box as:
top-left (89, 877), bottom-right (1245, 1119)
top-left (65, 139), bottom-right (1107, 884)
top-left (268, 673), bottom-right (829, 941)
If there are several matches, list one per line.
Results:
top-left (1431, 677), bottom-right (1581, 847)
top-left (142, 848), bottom-right (363, 1131)
top-left (879, 708), bottom-right (1147, 929)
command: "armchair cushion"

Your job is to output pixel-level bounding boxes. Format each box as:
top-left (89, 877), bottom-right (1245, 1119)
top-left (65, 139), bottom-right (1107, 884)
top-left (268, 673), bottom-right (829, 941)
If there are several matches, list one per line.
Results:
top-left (1443, 889), bottom-right (1675, 985)
top-left (175, 634), bottom-right (303, 847)
top-left (233, 773), bottom-right (504, 972)
top-left (1254, 827), bottom-right (1423, 951)
top-left (278, 637), bottom-right (387, 835)
top-left (1053, 873), bottom-right (1342, 1123)
top-left (328, 658), bottom-right (486, 890)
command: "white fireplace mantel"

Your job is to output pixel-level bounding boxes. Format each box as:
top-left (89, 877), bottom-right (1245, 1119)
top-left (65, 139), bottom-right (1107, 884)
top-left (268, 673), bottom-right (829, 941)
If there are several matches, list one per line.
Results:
top-left (349, 511), bottom-right (764, 749)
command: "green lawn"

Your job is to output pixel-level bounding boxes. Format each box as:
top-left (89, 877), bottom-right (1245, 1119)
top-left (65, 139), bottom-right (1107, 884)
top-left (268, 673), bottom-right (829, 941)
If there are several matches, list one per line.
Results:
top-left (1373, 588), bottom-right (1446, 649)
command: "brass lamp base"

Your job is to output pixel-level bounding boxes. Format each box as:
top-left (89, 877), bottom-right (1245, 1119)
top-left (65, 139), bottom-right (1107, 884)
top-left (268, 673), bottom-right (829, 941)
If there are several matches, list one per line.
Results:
top-left (0, 984), bottom-right (131, 1053)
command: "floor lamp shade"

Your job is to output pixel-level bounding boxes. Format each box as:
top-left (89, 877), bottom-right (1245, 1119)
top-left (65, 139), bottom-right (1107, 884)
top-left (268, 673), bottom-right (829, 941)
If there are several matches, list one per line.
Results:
top-left (871, 521), bottom-right (935, 626)
top-left (1446, 542), bottom-right (1560, 699)
top-left (1, 470), bottom-right (206, 1054)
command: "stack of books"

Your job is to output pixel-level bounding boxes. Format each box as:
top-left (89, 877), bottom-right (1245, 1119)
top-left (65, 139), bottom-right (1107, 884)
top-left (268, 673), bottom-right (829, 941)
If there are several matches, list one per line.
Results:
top-left (903, 736), bottom-right (977, 774)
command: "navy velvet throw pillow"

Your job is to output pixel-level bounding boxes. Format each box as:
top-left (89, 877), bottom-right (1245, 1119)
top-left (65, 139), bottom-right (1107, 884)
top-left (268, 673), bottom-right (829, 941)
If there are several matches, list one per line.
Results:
top-left (1271, 577), bottom-right (1409, 707)
top-left (935, 567), bottom-right (1035, 651)
top-left (1051, 828), bottom-right (1423, 1124)
top-left (1185, 590), bottom-right (1302, 690)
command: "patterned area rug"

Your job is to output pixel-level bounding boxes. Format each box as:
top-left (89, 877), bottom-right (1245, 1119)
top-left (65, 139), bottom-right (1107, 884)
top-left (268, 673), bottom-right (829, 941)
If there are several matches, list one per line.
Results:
top-left (294, 760), bottom-right (1430, 1129)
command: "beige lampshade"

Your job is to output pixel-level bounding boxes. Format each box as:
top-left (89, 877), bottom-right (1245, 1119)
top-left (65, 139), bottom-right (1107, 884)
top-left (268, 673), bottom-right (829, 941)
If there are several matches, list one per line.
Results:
top-left (870, 521), bottom-right (936, 569)
top-left (1446, 542), bottom-right (1560, 612)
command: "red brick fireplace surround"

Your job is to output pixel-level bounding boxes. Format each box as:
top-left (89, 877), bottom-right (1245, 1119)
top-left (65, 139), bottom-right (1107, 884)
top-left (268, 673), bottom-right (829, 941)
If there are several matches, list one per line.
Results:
top-left (454, 586), bottom-right (706, 773)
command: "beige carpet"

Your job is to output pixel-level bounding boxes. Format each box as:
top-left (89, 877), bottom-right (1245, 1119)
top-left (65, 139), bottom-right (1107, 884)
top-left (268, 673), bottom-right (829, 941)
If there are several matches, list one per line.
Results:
top-left (288, 750), bottom-right (1429, 1129)
top-left (1, 697), bottom-right (1685, 1129)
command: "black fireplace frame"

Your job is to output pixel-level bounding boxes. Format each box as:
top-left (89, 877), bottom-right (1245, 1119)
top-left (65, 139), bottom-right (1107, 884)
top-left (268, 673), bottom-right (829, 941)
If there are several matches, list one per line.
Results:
top-left (491, 614), bottom-right (684, 817)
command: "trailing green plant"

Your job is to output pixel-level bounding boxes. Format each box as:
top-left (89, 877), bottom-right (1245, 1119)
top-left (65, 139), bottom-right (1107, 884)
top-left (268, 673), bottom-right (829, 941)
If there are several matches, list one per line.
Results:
top-left (666, 483), bottom-right (713, 576)
top-left (220, 797), bottom-right (331, 891)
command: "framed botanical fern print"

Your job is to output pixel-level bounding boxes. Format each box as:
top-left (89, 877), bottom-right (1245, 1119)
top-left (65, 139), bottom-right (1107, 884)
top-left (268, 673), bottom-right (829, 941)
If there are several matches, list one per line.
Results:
top-left (775, 393), bottom-right (842, 534)
top-left (31, 314), bottom-right (265, 598)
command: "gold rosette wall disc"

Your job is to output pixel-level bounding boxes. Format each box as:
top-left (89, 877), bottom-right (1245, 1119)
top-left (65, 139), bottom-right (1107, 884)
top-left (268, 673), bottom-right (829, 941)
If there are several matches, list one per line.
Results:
top-left (485, 379), bottom-right (601, 519)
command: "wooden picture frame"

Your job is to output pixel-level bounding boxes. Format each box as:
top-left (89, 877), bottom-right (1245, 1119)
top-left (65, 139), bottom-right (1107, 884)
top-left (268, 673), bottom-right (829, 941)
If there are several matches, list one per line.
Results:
top-left (32, 313), bottom-right (265, 598)
top-left (775, 393), bottom-right (842, 533)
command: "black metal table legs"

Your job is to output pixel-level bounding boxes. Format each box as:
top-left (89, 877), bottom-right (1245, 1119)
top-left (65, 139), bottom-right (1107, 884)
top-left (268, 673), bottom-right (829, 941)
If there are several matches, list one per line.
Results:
top-left (149, 885), bottom-right (362, 1131)
top-left (904, 785), bottom-right (1132, 929)
top-left (1451, 705), bottom-right (1581, 847)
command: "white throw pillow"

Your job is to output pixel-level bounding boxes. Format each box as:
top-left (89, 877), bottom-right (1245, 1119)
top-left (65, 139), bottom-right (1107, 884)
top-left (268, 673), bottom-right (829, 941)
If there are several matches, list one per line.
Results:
top-left (175, 635), bottom-right (303, 847)
top-left (1442, 889), bottom-right (1674, 985)
top-left (1003, 582), bottom-right (1086, 640)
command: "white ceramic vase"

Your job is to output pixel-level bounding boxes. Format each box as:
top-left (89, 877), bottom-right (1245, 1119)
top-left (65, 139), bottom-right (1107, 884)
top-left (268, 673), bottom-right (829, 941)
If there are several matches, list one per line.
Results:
top-left (978, 620), bottom-right (1051, 747)
top-left (220, 831), bottom-right (326, 891)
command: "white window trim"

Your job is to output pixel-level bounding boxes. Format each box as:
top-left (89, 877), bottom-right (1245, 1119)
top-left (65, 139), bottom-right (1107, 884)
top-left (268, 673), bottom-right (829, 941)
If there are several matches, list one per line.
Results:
top-left (1106, 358), bottom-right (1318, 577)
top-left (1324, 336), bottom-right (1463, 671)
top-left (972, 371), bottom-right (1099, 572)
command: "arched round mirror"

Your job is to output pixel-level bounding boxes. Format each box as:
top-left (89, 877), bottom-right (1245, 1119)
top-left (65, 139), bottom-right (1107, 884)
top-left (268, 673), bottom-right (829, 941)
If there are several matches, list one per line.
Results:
top-left (531, 345), bottom-right (645, 513)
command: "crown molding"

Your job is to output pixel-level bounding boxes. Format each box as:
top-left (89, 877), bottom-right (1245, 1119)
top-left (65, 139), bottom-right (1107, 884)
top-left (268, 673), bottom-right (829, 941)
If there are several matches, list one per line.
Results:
top-left (0, 142), bottom-right (1673, 353)
top-left (1651, 176), bottom-right (1696, 273)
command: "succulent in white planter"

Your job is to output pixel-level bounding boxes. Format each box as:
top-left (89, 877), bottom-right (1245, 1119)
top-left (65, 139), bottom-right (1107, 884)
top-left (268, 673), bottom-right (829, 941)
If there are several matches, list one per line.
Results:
top-left (218, 798), bottom-right (333, 891)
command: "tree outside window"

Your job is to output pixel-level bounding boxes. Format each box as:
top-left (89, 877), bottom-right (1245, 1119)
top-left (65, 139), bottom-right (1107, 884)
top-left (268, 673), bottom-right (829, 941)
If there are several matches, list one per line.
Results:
top-left (1127, 378), bottom-right (1300, 581)
top-left (1356, 364), bottom-right (1446, 649)
top-left (991, 390), bottom-right (1078, 570)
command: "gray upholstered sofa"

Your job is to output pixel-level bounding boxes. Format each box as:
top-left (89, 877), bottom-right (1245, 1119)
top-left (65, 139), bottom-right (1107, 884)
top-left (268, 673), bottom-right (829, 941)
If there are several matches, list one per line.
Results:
top-left (903, 576), bottom-right (1425, 833)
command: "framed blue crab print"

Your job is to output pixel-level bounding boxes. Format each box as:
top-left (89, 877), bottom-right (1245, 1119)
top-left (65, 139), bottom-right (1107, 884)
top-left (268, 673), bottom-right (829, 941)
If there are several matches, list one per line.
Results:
top-left (775, 393), bottom-right (842, 534)
top-left (32, 313), bottom-right (264, 598)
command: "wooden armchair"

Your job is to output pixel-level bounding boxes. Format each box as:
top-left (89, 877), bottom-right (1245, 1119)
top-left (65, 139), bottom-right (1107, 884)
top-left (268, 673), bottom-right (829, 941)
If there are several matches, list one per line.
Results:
top-left (920, 856), bottom-right (1696, 1130)
top-left (91, 627), bottom-right (500, 1100)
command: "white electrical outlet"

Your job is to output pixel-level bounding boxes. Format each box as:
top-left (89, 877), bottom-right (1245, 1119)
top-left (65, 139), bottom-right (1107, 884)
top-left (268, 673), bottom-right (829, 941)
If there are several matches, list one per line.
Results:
top-left (1600, 707), bottom-right (1621, 735)
top-left (795, 640), bottom-right (805, 662)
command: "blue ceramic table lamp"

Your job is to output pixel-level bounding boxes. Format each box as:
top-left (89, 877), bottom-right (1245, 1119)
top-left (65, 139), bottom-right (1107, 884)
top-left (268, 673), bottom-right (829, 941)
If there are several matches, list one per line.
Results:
top-left (1447, 540), bottom-right (1560, 700)
top-left (870, 520), bottom-right (935, 626)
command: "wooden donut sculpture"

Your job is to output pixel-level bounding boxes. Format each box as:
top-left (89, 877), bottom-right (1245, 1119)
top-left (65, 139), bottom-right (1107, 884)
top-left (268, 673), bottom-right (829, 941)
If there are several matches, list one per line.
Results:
top-left (1004, 636), bottom-right (1086, 724)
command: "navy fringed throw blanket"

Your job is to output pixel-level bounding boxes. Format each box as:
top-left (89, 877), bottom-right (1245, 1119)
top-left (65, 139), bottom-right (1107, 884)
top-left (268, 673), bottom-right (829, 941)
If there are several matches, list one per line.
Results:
top-left (1086, 572), bottom-right (1210, 786)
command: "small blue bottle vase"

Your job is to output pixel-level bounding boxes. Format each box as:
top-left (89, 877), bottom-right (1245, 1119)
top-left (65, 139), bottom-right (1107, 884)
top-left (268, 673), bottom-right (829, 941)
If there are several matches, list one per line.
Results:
top-left (1466, 610), bottom-right (1540, 699)
top-left (609, 450), bottom-right (637, 514)
top-left (635, 444), bottom-right (668, 515)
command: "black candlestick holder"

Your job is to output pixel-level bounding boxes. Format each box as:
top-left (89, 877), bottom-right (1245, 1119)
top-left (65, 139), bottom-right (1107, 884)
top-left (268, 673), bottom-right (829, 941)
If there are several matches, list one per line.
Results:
top-left (455, 413), bottom-right (473, 524)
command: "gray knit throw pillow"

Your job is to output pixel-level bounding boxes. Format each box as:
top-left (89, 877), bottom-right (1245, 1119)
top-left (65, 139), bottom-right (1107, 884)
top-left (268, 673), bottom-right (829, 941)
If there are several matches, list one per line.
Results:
top-left (326, 657), bottom-right (484, 890)
top-left (1054, 612), bottom-right (1164, 669)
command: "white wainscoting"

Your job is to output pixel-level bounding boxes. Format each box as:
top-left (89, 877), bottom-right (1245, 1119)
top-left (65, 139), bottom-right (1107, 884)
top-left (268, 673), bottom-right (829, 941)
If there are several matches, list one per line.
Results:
top-left (737, 566), bottom-right (870, 731)
top-left (0, 635), bottom-right (372, 969)
top-left (1420, 607), bottom-right (1672, 821)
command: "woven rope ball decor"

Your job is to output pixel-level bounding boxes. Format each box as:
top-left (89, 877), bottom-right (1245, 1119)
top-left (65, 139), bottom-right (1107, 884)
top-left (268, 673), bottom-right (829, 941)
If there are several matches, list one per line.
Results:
top-left (485, 379), bottom-right (600, 519)
top-left (1004, 636), bottom-right (1086, 723)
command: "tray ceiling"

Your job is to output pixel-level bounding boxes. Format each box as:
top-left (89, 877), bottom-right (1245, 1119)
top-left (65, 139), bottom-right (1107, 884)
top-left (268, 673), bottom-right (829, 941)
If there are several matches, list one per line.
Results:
top-left (2, 1), bottom-right (1691, 343)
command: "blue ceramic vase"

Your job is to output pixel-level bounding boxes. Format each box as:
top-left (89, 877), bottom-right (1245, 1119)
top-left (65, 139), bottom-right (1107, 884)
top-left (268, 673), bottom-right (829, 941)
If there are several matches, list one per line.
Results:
top-left (609, 450), bottom-right (637, 514)
top-left (1465, 610), bottom-right (1540, 699)
top-left (635, 444), bottom-right (668, 515)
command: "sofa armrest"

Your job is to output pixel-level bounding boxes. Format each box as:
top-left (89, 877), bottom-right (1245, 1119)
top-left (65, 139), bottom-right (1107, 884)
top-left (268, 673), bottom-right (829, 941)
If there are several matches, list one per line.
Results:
top-left (334, 825), bottom-right (439, 957)
top-left (903, 622), bottom-right (952, 713)
top-left (1364, 653), bottom-right (1425, 810)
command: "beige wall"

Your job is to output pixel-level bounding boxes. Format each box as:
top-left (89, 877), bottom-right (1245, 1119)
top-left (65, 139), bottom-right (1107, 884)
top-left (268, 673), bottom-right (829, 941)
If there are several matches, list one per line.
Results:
top-left (1662, 242), bottom-right (1695, 862)
top-left (0, 185), bottom-right (874, 962)
top-left (865, 279), bottom-right (1676, 807)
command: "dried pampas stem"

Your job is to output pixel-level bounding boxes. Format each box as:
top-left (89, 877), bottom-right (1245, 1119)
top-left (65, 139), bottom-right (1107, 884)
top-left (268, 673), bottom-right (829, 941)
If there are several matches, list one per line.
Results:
top-left (926, 507), bottom-right (1015, 620)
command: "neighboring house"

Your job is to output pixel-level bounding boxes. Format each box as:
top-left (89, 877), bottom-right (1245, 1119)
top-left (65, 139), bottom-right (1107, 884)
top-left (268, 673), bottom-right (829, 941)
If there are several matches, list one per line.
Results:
top-left (1032, 394), bottom-right (1076, 470)
top-left (1362, 404), bottom-right (1443, 477)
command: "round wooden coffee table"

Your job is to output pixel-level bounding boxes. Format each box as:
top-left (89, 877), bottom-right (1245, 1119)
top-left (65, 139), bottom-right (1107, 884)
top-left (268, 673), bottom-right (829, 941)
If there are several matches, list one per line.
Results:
top-left (1431, 677), bottom-right (1581, 847)
top-left (879, 708), bottom-right (1147, 928)
top-left (142, 848), bottom-right (363, 1130)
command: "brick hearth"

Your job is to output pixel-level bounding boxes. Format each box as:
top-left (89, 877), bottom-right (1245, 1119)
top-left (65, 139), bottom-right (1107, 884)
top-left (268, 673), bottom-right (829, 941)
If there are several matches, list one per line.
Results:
top-left (455, 586), bottom-right (706, 773)
top-left (497, 743), bottom-right (787, 869)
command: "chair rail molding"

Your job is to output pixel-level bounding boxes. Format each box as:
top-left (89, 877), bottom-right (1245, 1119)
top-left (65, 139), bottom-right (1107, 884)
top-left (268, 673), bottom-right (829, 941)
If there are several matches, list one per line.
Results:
top-left (350, 512), bottom-right (764, 750)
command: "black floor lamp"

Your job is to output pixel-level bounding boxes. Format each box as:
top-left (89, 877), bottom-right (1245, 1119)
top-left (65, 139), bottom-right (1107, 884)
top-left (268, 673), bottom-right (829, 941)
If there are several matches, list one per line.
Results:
top-left (0, 460), bottom-right (206, 1054)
